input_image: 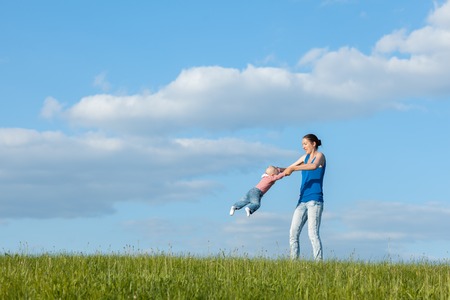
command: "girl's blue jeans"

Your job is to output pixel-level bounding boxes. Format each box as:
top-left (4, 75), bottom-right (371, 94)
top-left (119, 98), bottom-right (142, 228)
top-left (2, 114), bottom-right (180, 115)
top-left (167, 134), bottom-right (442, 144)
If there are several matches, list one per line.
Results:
top-left (233, 187), bottom-right (263, 214)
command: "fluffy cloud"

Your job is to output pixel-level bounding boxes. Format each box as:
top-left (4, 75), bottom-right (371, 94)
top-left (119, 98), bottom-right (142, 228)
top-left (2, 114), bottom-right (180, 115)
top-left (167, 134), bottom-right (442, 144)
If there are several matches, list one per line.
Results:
top-left (322, 200), bottom-right (450, 260)
top-left (0, 128), bottom-right (294, 219)
top-left (334, 201), bottom-right (450, 241)
top-left (40, 1), bottom-right (450, 135)
top-left (6, 1), bottom-right (450, 222)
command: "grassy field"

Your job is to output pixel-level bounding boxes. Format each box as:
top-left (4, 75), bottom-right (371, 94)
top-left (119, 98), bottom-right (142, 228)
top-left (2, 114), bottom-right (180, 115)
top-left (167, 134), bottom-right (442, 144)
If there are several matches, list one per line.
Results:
top-left (0, 253), bottom-right (449, 299)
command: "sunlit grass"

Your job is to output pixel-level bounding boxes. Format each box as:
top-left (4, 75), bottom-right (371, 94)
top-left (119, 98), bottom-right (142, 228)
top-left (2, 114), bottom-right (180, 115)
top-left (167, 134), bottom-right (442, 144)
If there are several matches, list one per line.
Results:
top-left (0, 252), bottom-right (449, 299)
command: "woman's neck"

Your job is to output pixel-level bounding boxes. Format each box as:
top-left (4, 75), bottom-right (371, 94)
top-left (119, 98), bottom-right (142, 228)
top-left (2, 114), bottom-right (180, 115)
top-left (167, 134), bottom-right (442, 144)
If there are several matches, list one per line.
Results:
top-left (308, 150), bottom-right (317, 162)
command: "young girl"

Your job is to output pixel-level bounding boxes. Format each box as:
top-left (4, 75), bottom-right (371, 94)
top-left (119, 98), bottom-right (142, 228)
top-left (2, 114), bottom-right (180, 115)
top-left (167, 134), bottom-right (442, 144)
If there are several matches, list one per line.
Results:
top-left (229, 165), bottom-right (286, 217)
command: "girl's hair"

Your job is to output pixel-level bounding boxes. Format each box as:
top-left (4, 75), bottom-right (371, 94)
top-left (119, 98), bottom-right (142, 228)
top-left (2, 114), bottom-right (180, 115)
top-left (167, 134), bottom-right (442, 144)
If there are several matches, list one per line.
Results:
top-left (265, 165), bottom-right (277, 175)
top-left (303, 133), bottom-right (322, 149)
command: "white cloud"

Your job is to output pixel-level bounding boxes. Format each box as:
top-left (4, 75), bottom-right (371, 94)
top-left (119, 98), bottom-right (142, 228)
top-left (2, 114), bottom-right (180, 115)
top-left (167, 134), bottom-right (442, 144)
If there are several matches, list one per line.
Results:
top-left (336, 201), bottom-right (450, 241)
top-left (297, 47), bottom-right (329, 67)
top-left (40, 97), bottom-right (63, 119)
top-left (321, 200), bottom-right (450, 260)
top-left (79, 64), bottom-right (366, 132)
top-left (429, 0), bottom-right (450, 29)
top-left (38, 2), bottom-right (450, 136)
top-left (375, 1), bottom-right (450, 57)
top-left (0, 128), bottom-right (294, 219)
top-left (7, 1), bottom-right (450, 228)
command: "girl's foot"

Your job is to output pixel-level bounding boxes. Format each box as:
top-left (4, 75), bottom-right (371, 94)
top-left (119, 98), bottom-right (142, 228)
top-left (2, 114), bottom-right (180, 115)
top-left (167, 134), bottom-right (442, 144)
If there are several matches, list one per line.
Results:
top-left (229, 206), bottom-right (236, 216)
top-left (245, 207), bottom-right (251, 217)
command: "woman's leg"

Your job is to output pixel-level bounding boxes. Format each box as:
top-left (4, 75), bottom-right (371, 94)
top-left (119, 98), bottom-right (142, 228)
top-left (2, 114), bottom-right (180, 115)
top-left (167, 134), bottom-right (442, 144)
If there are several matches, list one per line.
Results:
top-left (306, 201), bottom-right (323, 261)
top-left (289, 202), bottom-right (308, 259)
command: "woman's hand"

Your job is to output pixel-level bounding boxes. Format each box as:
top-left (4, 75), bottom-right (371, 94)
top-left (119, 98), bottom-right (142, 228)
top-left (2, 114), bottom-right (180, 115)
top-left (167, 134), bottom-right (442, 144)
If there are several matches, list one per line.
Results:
top-left (284, 167), bottom-right (294, 176)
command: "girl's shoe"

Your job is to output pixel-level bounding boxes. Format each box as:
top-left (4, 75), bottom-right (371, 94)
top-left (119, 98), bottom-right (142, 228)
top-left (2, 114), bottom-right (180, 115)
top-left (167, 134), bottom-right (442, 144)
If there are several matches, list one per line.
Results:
top-left (229, 206), bottom-right (236, 216)
top-left (245, 207), bottom-right (251, 217)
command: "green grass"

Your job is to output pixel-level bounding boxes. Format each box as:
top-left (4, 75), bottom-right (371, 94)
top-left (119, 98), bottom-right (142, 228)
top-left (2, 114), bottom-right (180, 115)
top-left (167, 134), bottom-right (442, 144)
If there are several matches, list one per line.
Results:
top-left (0, 253), bottom-right (449, 299)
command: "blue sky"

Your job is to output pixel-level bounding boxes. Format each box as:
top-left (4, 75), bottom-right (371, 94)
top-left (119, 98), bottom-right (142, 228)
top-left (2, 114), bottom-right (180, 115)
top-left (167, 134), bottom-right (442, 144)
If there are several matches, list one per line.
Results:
top-left (1, 0), bottom-right (450, 261)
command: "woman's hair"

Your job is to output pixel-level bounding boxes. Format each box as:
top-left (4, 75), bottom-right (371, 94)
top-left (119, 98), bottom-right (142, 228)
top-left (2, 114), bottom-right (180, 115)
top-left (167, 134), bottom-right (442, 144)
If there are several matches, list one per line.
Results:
top-left (303, 133), bottom-right (322, 149)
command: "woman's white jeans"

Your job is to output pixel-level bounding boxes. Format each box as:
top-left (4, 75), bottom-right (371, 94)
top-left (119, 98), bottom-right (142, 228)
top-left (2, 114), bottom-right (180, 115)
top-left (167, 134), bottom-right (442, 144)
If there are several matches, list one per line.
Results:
top-left (289, 200), bottom-right (323, 261)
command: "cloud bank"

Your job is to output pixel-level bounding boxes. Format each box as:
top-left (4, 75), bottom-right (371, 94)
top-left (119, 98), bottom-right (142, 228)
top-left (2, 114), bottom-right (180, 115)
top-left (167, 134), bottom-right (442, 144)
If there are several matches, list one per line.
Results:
top-left (222, 201), bottom-right (450, 260)
top-left (0, 128), bottom-right (294, 218)
top-left (43, 1), bottom-right (450, 135)
top-left (2, 1), bottom-right (450, 222)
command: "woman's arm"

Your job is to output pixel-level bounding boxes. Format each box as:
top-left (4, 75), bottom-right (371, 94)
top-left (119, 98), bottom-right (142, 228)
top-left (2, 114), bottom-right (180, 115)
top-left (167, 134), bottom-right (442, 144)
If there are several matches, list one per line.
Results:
top-left (289, 155), bottom-right (306, 168)
top-left (285, 153), bottom-right (324, 175)
top-left (284, 155), bottom-right (306, 175)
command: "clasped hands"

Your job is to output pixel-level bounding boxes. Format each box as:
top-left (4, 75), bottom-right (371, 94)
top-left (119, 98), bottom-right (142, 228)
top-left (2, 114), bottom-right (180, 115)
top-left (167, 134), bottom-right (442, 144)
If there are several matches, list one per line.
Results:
top-left (284, 167), bottom-right (294, 176)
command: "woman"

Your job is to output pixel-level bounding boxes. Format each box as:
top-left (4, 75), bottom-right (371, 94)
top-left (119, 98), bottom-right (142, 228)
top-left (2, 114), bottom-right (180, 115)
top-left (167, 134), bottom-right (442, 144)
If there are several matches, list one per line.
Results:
top-left (284, 134), bottom-right (326, 261)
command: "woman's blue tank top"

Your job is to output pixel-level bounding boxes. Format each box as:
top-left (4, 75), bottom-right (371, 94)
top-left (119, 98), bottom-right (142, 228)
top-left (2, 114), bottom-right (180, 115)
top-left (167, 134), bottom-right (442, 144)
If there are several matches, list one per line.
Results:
top-left (299, 154), bottom-right (326, 203)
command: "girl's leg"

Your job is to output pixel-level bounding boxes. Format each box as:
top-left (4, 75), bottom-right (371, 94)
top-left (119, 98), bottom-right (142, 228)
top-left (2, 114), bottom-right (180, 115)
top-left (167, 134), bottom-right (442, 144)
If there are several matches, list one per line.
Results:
top-left (289, 202), bottom-right (308, 260)
top-left (306, 201), bottom-right (323, 261)
top-left (246, 188), bottom-right (263, 214)
top-left (232, 190), bottom-right (252, 210)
